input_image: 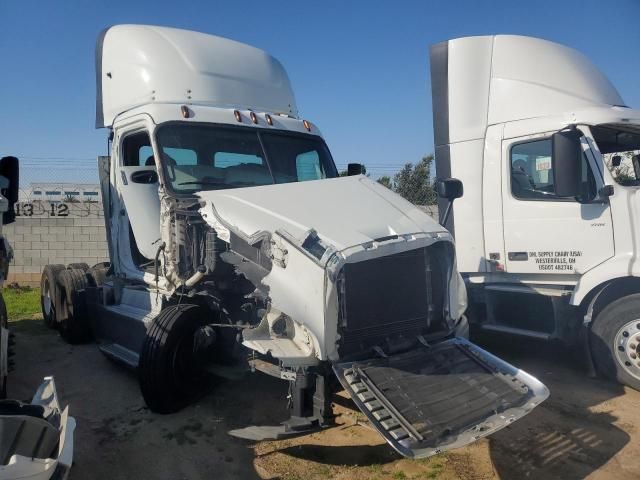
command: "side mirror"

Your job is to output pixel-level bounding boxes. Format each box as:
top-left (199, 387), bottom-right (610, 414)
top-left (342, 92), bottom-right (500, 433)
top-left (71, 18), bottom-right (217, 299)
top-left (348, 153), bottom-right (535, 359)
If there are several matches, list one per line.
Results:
top-left (437, 178), bottom-right (464, 201)
top-left (436, 178), bottom-right (463, 227)
top-left (0, 157), bottom-right (19, 225)
top-left (347, 163), bottom-right (364, 176)
top-left (552, 129), bottom-right (582, 197)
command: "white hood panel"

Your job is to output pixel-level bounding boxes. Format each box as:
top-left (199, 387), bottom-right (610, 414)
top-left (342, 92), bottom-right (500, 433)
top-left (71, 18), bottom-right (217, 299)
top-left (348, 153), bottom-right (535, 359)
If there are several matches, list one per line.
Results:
top-left (197, 176), bottom-right (445, 251)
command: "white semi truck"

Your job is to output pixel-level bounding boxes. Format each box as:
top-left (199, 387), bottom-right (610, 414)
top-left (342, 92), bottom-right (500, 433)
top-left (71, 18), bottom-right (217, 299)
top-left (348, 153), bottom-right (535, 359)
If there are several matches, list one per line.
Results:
top-left (42, 25), bottom-right (548, 458)
top-left (430, 35), bottom-right (640, 391)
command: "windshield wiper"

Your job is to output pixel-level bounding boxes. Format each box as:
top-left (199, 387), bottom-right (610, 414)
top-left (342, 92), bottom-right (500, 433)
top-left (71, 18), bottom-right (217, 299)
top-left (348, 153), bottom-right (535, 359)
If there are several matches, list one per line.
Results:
top-left (178, 180), bottom-right (229, 187)
top-left (178, 180), bottom-right (267, 189)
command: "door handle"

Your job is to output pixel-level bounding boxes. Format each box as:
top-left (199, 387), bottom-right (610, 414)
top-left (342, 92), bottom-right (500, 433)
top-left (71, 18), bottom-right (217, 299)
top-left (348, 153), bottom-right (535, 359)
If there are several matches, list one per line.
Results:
top-left (508, 252), bottom-right (528, 261)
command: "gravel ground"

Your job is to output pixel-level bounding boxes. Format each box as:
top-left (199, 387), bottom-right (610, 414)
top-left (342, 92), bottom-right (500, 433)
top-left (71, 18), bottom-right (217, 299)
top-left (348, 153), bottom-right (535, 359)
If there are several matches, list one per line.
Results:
top-left (8, 316), bottom-right (640, 480)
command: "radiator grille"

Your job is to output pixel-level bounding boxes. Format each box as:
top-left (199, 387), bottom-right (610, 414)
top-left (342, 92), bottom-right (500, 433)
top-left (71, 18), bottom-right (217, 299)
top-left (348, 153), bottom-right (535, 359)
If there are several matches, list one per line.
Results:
top-left (338, 247), bottom-right (438, 355)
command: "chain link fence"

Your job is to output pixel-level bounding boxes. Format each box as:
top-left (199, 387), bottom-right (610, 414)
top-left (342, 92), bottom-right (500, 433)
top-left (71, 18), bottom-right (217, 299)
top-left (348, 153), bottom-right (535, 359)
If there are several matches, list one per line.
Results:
top-left (17, 158), bottom-right (102, 220)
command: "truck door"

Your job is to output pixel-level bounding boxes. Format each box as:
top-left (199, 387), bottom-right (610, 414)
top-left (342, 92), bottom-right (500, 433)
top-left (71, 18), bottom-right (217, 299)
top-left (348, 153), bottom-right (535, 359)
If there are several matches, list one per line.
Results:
top-left (501, 132), bottom-right (613, 275)
top-left (117, 130), bottom-right (162, 261)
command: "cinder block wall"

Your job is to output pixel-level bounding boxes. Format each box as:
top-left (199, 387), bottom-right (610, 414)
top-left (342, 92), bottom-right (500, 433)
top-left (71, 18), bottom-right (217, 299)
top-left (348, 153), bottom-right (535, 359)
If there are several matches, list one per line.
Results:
top-left (4, 203), bottom-right (108, 287)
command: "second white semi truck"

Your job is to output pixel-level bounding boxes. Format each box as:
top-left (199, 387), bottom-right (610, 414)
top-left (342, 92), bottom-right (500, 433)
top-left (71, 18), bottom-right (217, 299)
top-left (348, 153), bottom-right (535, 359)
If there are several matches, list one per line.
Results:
top-left (431, 35), bottom-right (640, 390)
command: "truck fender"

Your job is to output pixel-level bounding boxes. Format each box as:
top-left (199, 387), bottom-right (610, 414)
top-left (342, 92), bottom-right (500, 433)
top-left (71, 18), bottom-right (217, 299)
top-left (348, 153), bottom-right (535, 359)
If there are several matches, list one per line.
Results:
top-left (570, 254), bottom-right (636, 307)
top-left (580, 276), bottom-right (640, 326)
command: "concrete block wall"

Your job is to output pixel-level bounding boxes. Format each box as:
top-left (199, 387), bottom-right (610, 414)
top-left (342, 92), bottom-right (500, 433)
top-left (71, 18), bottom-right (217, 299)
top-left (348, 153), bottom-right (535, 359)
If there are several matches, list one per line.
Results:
top-left (4, 203), bottom-right (108, 286)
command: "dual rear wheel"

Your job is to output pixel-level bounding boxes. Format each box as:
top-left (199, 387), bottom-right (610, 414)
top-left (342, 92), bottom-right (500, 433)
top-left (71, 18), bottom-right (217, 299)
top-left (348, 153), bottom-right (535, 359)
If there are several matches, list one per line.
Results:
top-left (40, 264), bottom-right (107, 343)
top-left (39, 264), bottom-right (211, 414)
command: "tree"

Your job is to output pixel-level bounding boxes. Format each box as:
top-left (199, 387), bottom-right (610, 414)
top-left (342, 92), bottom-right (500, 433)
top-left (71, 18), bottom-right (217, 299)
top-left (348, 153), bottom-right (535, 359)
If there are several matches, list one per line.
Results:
top-left (393, 155), bottom-right (437, 205)
top-left (604, 151), bottom-right (636, 183)
top-left (377, 175), bottom-right (393, 189)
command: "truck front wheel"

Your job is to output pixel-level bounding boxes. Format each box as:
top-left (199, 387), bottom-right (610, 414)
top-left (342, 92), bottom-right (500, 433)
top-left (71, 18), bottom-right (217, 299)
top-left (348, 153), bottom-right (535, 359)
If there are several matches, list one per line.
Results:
top-left (139, 304), bottom-right (211, 414)
top-left (591, 294), bottom-right (640, 390)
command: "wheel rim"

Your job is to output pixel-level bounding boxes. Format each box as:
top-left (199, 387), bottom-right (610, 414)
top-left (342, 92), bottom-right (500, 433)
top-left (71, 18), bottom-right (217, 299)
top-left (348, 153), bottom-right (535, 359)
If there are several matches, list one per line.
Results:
top-left (42, 278), bottom-right (53, 317)
top-left (614, 319), bottom-right (640, 380)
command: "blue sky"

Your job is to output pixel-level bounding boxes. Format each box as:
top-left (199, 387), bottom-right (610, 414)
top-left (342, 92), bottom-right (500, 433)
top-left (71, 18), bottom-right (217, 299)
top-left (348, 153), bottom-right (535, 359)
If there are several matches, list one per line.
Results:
top-left (1, 0), bottom-right (639, 185)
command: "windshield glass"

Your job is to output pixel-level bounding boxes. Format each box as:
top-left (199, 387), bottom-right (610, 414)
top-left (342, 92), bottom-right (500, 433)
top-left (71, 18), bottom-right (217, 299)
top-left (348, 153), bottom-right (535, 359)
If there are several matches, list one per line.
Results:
top-left (155, 123), bottom-right (338, 193)
top-left (593, 124), bottom-right (640, 186)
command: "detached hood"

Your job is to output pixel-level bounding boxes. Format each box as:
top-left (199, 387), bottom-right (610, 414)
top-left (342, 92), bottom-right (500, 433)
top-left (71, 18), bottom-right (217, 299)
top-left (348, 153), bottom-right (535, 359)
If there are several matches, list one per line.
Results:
top-left (197, 175), bottom-right (445, 252)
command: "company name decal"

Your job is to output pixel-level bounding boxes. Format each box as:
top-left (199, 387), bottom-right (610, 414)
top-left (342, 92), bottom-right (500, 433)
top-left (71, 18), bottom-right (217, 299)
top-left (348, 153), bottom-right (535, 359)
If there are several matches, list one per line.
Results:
top-left (529, 250), bottom-right (582, 271)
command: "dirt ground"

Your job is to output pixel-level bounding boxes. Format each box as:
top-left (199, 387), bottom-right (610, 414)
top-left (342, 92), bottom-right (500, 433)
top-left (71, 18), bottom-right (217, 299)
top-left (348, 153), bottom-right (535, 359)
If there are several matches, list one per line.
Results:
top-left (8, 315), bottom-right (640, 480)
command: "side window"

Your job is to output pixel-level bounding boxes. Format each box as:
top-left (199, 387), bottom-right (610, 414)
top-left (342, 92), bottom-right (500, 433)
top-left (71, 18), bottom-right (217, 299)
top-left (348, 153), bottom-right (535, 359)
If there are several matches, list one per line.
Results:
top-left (122, 132), bottom-right (153, 166)
top-left (510, 139), bottom-right (596, 201)
top-left (139, 146), bottom-right (153, 165)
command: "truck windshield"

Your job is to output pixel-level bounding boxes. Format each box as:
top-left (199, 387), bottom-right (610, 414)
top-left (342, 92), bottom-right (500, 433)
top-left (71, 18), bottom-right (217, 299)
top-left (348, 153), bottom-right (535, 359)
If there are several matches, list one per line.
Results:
top-left (593, 124), bottom-right (640, 186)
top-left (155, 123), bottom-right (338, 193)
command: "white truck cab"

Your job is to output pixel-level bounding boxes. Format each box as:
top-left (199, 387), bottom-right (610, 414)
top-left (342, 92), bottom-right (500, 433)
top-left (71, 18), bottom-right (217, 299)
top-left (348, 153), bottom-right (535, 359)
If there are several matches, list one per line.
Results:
top-left (42, 25), bottom-right (548, 458)
top-left (431, 35), bottom-right (640, 390)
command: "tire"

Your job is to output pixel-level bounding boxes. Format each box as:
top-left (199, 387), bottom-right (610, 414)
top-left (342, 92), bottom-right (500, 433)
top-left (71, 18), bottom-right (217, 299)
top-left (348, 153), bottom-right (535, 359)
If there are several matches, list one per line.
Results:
top-left (87, 265), bottom-right (109, 287)
top-left (57, 268), bottom-right (92, 344)
top-left (591, 293), bottom-right (640, 390)
top-left (67, 262), bottom-right (90, 272)
top-left (40, 264), bottom-right (65, 328)
top-left (139, 304), bottom-right (210, 414)
top-left (0, 294), bottom-right (9, 399)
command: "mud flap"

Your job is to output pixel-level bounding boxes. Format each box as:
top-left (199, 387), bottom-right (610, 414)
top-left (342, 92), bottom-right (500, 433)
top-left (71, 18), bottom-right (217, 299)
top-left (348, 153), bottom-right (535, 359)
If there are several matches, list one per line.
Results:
top-left (334, 337), bottom-right (549, 458)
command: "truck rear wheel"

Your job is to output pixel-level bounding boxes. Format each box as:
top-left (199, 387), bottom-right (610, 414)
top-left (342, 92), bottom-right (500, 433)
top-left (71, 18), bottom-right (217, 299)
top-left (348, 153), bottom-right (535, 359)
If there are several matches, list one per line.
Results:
top-left (40, 264), bottom-right (65, 329)
top-left (139, 304), bottom-right (210, 414)
top-left (57, 268), bottom-right (92, 344)
top-left (67, 262), bottom-right (90, 272)
top-left (591, 294), bottom-right (640, 390)
top-left (87, 265), bottom-right (109, 287)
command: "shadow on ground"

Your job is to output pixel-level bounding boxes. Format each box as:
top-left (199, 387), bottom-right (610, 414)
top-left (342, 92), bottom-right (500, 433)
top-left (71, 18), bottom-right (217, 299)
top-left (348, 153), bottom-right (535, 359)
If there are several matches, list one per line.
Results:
top-left (474, 332), bottom-right (632, 480)
top-left (7, 315), bottom-right (639, 479)
top-left (273, 443), bottom-right (400, 466)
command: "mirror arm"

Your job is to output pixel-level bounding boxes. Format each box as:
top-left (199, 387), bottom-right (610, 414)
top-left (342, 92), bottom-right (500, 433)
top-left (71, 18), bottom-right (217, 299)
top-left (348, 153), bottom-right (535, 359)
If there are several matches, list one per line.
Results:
top-left (440, 200), bottom-right (453, 227)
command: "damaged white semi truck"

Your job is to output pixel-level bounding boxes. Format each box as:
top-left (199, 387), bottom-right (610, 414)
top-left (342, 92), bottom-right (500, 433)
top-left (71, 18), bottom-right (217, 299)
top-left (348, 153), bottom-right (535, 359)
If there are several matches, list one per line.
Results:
top-left (431, 35), bottom-right (640, 391)
top-left (41, 25), bottom-right (548, 458)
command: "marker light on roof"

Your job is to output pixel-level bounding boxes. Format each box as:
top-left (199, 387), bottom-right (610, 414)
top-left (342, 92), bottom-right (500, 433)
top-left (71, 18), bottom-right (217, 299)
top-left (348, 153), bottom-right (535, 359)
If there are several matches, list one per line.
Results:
top-left (303, 120), bottom-right (311, 131)
top-left (265, 114), bottom-right (273, 126)
top-left (250, 112), bottom-right (258, 124)
top-left (234, 110), bottom-right (242, 122)
top-left (180, 105), bottom-right (190, 118)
